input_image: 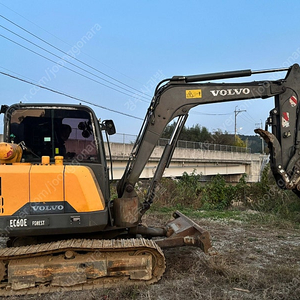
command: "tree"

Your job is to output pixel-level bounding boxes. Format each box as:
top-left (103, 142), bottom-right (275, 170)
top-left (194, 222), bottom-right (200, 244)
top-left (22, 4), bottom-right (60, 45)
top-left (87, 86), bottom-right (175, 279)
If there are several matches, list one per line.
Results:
top-left (210, 129), bottom-right (235, 145)
top-left (234, 135), bottom-right (246, 148)
top-left (161, 122), bottom-right (176, 139)
top-left (162, 122), bottom-right (211, 143)
top-left (162, 123), bottom-right (255, 150)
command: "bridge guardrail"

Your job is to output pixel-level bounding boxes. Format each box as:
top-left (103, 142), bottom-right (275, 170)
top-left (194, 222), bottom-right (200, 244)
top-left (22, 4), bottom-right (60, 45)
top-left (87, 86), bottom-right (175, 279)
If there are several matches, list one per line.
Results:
top-left (108, 133), bottom-right (251, 153)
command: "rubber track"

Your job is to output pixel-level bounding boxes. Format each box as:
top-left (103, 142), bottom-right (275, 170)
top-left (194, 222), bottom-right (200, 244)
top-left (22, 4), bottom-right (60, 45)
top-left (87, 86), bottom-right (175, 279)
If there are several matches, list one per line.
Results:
top-left (0, 238), bottom-right (166, 297)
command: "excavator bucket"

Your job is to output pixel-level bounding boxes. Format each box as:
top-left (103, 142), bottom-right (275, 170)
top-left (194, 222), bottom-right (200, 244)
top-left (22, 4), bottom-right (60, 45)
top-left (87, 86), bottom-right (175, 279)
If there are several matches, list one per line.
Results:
top-left (155, 211), bottom-right (211, 253)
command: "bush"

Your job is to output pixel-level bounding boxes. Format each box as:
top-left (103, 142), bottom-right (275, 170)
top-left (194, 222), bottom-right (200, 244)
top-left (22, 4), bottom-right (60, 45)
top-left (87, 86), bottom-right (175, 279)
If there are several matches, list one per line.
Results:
top-left (153, 172), bottom-right (242, 210)
top-left (123, 166), bottom-right (300, 222)
top-left (175, 171), bottom-right (202, 207)
top-left (201, 174), bottom-right (237, 210)
top-left (152, 172), bottom-right (249, 210)
top-left (246, 165), bottom-right (300, 221)
top-left (153, 171), bottom-right (202, 208)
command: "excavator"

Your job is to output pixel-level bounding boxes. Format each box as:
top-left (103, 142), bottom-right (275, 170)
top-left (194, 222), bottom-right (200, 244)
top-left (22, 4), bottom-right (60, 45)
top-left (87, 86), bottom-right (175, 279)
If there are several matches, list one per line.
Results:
top-left (0, 63), bottom-right (299, 295)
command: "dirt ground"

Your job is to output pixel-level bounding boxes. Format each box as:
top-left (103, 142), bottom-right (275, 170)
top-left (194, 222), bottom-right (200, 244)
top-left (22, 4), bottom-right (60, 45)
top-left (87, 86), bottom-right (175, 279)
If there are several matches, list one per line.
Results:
top-left (3, 210), bottom-right (300, 300)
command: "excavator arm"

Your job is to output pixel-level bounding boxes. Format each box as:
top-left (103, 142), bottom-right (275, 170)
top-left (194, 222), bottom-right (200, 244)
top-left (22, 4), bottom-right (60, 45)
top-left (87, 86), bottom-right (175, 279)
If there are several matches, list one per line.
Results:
top-left (117, 64), bottom-right (300, 205)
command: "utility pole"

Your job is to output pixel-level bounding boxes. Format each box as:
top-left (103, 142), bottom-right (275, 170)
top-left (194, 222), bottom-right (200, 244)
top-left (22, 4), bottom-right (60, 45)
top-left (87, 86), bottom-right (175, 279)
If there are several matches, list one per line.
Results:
top-left (234, 106), bottom-right (246, 140)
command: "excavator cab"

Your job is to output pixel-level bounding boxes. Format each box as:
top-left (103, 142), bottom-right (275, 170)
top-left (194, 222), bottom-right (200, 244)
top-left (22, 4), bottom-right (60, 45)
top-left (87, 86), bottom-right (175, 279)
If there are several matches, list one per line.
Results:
top-left (0, 103), bottom-right (112, 241)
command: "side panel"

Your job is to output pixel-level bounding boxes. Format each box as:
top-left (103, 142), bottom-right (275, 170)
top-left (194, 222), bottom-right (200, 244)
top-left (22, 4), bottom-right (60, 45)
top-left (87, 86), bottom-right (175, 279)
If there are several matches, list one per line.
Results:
top-left (30, 165), bottom-right (64, 203)
top-left (64, 165), bottom-right (105, 212)
top-left (0, 164), bottom-right (108, 236)
top-left (0, 164), bottom-right (31, 216)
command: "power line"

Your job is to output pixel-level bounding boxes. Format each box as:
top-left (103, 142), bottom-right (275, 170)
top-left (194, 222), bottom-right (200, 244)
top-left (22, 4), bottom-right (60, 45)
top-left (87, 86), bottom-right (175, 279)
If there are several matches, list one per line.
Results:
top-left (240, 114), bottom-right (255, 124)
top-left (0, 6), bottom-right (144, 85)
top-left (0, 25), bottom-right (150, 102)
top-left (0, 66), bottom-right (38, 82)
top-left (0, 25), bottom-right (150, 103)
top-left (0, 13), bottom-right (234, 121)
top-left (0, 33), bottom-right (151, 103)
top-left (0, 65), bottom-right (234, 123)
top-left (0, 70), bottom-right (144, 121)
top-left (0, 15), bottom-right (152, 99)
top-left (246, 111), bottom-right (257, 123)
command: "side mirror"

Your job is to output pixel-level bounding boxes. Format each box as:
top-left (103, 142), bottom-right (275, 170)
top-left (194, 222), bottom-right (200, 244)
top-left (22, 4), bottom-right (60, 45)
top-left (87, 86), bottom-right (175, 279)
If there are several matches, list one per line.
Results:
top-left (101, 120), bottom-right (116, 135)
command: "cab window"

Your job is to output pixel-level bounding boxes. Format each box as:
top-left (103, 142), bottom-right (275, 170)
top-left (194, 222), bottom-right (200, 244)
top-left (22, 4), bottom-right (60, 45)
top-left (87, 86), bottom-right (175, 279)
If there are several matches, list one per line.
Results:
top-left (9, 108), bottom-right (99, 162)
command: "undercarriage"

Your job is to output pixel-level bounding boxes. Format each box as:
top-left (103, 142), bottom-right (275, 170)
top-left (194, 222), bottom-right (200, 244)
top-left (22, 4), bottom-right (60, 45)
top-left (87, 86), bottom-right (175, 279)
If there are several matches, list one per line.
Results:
top-left (0, 238), bottom-right (165, 296)
top-left (0, 211), bottom-right (211, 296)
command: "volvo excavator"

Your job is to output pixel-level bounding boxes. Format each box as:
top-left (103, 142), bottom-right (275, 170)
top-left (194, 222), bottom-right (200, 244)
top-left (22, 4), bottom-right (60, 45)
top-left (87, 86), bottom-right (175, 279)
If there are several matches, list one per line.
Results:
top-left (0, 63), bottom-right (299, 295)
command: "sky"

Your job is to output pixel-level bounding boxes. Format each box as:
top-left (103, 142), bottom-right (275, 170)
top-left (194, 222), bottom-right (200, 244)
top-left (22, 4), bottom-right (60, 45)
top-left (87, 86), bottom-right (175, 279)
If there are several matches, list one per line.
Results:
top-left (0, 0), bottom-right (300, 138)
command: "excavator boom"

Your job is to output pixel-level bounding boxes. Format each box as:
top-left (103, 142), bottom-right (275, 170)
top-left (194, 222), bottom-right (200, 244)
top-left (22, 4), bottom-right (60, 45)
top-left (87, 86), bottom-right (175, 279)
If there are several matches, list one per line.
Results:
top-left (117, 64), bottom-right (300, 205)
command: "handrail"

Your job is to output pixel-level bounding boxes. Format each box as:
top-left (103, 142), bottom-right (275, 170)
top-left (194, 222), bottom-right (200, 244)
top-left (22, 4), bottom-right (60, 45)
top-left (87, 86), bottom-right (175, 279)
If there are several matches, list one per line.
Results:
top-left (108, 133), bottom-right (251, 153)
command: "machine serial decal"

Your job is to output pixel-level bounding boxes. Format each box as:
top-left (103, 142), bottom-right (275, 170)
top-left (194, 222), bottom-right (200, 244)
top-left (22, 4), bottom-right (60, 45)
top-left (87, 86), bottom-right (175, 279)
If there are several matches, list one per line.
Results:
top-left (9, 218), bottom-right (28, 228)
top-left (289, 96), bottom-right (297, 107)
top-left (186, 89), bottom-right (202, 99)
top-left (9, 218), bottom-right (49, 228)
top-left (210, 88), bottom-right (250, 97)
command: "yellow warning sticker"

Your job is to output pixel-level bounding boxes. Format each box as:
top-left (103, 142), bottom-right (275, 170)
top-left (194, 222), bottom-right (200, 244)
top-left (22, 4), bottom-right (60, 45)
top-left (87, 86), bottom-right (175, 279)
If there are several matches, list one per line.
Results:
top-left (186, 89), bottom-right (202, 99)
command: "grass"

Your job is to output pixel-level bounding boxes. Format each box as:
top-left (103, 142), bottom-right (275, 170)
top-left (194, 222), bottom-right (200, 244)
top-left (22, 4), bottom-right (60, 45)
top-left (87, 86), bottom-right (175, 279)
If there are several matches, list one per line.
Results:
top-left (148, 204), bottom-right (300, 229)
top-left (151, 206), bottom-right (245, 220)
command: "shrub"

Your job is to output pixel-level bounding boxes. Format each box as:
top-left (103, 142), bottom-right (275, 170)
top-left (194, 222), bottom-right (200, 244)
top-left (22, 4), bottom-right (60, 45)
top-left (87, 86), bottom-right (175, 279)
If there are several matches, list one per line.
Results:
top-left (201, 174), bottom-right (236, 210)
top-left (152, 171), bottom-right (202, 208)
top-left (113, 165), bottom-right (300, 223)
top-left (247, 165), bottom-right (300, 221)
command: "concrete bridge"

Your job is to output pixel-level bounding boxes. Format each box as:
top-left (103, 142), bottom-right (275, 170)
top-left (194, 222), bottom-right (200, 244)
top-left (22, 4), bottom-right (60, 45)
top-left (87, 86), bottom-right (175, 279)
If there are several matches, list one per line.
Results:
top-left (0, 133), bottom-right (267, 183)
top-left (106, 141), bottom-right (268, 183)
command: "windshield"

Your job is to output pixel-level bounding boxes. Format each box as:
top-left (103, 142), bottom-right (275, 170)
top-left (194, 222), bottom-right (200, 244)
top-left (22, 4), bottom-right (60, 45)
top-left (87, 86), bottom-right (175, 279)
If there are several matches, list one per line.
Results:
top-left (9, 107), bottom-right (100, 162)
